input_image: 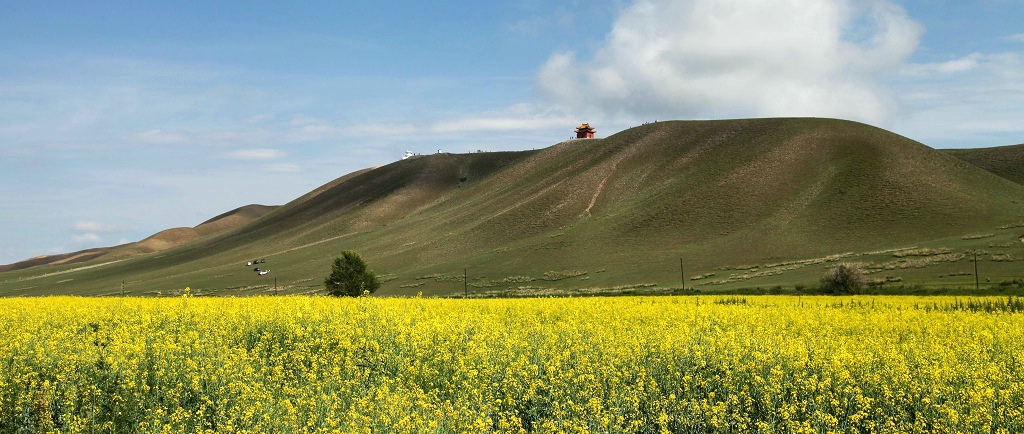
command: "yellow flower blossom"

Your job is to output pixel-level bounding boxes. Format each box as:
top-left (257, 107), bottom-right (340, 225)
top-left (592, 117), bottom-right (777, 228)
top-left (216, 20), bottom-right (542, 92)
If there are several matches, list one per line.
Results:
top-left (0, 295), bottom-right (1022, 432)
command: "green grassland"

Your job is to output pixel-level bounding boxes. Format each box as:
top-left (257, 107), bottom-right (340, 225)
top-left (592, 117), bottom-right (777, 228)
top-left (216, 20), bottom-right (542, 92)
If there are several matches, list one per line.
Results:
top-left (3, 118), bottom-right (1024, 297)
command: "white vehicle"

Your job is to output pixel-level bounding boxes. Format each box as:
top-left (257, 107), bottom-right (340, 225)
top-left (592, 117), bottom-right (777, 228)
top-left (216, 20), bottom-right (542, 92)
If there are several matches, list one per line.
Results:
top-left (259, 270), bottom-right (270, 275)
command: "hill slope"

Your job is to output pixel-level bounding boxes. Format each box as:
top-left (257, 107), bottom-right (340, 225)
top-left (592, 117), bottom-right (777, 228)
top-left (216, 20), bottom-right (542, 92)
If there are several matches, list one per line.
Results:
top-left (106, 204), bottom-right (280, 257)
top-left (4, 118), bottom-right (1024, 296)
top-left (945, 143), bottom-right (1024, 186)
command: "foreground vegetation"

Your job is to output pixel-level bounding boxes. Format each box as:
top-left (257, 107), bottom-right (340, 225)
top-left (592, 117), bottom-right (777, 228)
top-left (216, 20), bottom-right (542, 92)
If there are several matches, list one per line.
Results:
top-left (2, 295), bottom-right (1023, 433)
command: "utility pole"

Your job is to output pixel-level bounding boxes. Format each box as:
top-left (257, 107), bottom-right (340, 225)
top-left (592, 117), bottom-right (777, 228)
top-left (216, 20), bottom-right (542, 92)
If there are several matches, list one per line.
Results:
top-left (464, 268), bottom-right (468, 298)
top-left (680, 258), bottom-right (685, 290)
top-left (121, 280), bottom-right (125, 297)
top-left (974, 250), bottom-right (980, 291)
top-left (275, 277), bottom-right (278, 296)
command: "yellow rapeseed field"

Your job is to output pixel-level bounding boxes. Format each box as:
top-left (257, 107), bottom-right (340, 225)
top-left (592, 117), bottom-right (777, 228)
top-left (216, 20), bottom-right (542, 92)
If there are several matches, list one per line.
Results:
top-left (1, 294), bottom-right (1022, 433)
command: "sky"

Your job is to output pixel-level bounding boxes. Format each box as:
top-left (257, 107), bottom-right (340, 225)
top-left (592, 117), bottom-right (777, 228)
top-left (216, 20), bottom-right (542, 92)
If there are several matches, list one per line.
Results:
top-left (1, 0), bottom-right (1023, 265)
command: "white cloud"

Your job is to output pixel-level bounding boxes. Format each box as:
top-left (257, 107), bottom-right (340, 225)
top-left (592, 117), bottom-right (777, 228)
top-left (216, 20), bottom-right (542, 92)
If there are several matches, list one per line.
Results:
top-left (69, 220), bottom-right (130, 247)
top-left (1004, 33), bottom-right (1024, 43)
top-left (264, 163), bottom-right (302, 173)
top-left (431, 105), bottom-right (575, 133)
top-left (901, 53), bottom-right (982, 76)
top-left (72, 221), bottom-right (127, 233)
top-left (222, 148), bottom-right (287, 160)
top-left (509, 17), bottom-right (545, 37)
top-left (342, 122), bottom-right (419, 137)
top-left (307, 104), bottom-right (578, 140)
top-left (284, 117), bottom-right (347, 142)
top-left (891, 52), bottom-right (1024, 148)
top-left (247, 114), bottom-right (275, 124)
top-left (136, 129), bottom-right (190, 145)
top-left (536, 0), bottom-right (923, 124)
top-left (71, 233), bottom-right (102, 244)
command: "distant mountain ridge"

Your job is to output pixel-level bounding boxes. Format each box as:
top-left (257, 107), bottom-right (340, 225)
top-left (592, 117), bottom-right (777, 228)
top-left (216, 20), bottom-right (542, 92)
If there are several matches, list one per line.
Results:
top-left (0, 204), bottom-right (277, 273)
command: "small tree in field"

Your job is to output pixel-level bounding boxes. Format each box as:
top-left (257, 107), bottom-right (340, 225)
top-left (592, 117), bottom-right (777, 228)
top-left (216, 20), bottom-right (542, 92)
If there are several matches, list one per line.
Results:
top-left (324, 251), bottom-right (380, 297)
top-left (821, 262), bottom-right (865, 294)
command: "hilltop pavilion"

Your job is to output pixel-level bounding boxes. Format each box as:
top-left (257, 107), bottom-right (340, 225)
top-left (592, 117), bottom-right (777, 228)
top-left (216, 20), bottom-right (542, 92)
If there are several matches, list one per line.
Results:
top-left (575, 123), bottom-right (595, 139)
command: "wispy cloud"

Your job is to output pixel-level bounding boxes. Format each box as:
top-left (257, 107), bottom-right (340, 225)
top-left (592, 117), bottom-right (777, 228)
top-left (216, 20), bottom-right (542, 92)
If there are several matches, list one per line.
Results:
top-left (222, 148), bottom-right (287, 160)
top-left (901, 53), bottom-right (982, 76)
top-left (72, 221), bottom-right (128, 233)
top-left (509, 17), bottom-right (545, 37)
top-left (283, 117), bottom-right (348, 142)
top-left (69, 220), bottom-right (130, 247)
top-left (335, 103), bottom-right (579, 139)
top-left (264, 163), bottom-right (302, 173)
top-left (71, 233), bottom-right (103, 244)
top-left (1004, 33), bottom-right (1024, 43)
top-left (890, 52), bottom-right (1024, 147)
top-left (431, 117), bottom-right (565, 133)
top-left (340, 123), bottom-right (418, 137)
top-left (136, 129), bottom-right (190, 145)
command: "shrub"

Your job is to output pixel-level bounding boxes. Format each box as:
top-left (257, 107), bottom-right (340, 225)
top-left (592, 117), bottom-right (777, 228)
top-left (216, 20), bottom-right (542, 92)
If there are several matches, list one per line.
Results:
top-left (324, 251), bottom-right (380, 297)
top-left (821, 263), bottom-right (865, 294)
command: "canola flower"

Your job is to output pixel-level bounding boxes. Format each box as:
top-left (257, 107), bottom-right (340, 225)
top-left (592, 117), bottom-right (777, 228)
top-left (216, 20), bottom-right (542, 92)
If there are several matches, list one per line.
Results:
top-left (1, 295), bottom-right (1022, 433)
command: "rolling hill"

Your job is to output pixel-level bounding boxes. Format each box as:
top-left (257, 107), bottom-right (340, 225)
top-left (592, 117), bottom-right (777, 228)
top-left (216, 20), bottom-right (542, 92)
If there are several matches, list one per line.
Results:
top-left (945, 143), bottom-right (1024, 186)
top-left (0, 204), bottom-right (277, 273)
top-left (4, 118), bottom-right (1024, 297)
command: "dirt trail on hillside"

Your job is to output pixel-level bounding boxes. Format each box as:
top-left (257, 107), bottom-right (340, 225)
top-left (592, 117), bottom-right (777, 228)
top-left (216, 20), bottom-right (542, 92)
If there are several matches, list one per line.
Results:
top-left (582, 128), bottom-right (670, 217)
top-left (18, 259), bottom-right (127, 281)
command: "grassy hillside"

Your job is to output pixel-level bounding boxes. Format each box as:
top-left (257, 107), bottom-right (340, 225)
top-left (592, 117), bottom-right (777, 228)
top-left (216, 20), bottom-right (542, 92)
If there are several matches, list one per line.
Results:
top-left (945, 143), bottom-right (1024, 186)
top-left (4, 118), bottom-right (1024, 297)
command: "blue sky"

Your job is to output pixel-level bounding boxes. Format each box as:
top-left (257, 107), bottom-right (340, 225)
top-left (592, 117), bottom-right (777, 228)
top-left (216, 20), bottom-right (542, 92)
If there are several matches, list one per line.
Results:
top-left (1, 0), bottom-right (1023, 265)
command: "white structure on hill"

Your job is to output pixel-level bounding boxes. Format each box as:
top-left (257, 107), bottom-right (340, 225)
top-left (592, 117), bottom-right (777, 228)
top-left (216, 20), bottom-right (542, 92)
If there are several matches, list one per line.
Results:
top-left (403, 150), bottom-right (414, 160)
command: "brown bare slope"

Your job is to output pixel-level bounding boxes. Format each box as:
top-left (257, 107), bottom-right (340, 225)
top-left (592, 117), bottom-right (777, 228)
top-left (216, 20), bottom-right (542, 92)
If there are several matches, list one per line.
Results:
top-left (108, 204), bottom-right (279, 257)
top-left (110, 227), bottom-right (202, 257)
top-left (195, 204), bottom-right (279, 236)
top-left (0, 248), bottom-right (113, 273)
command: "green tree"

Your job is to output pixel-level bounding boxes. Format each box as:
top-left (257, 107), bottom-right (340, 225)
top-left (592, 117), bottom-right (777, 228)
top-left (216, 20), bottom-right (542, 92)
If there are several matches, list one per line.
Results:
top-left (820, 262), bottom-right (865, 294)
top-left (324, 251), bottom-right (380, 297)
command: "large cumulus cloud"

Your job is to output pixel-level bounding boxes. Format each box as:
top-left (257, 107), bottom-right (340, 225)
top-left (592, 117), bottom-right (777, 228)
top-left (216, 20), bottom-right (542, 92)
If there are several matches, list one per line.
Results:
top-left (537, 0), bottom-right (923, 124)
